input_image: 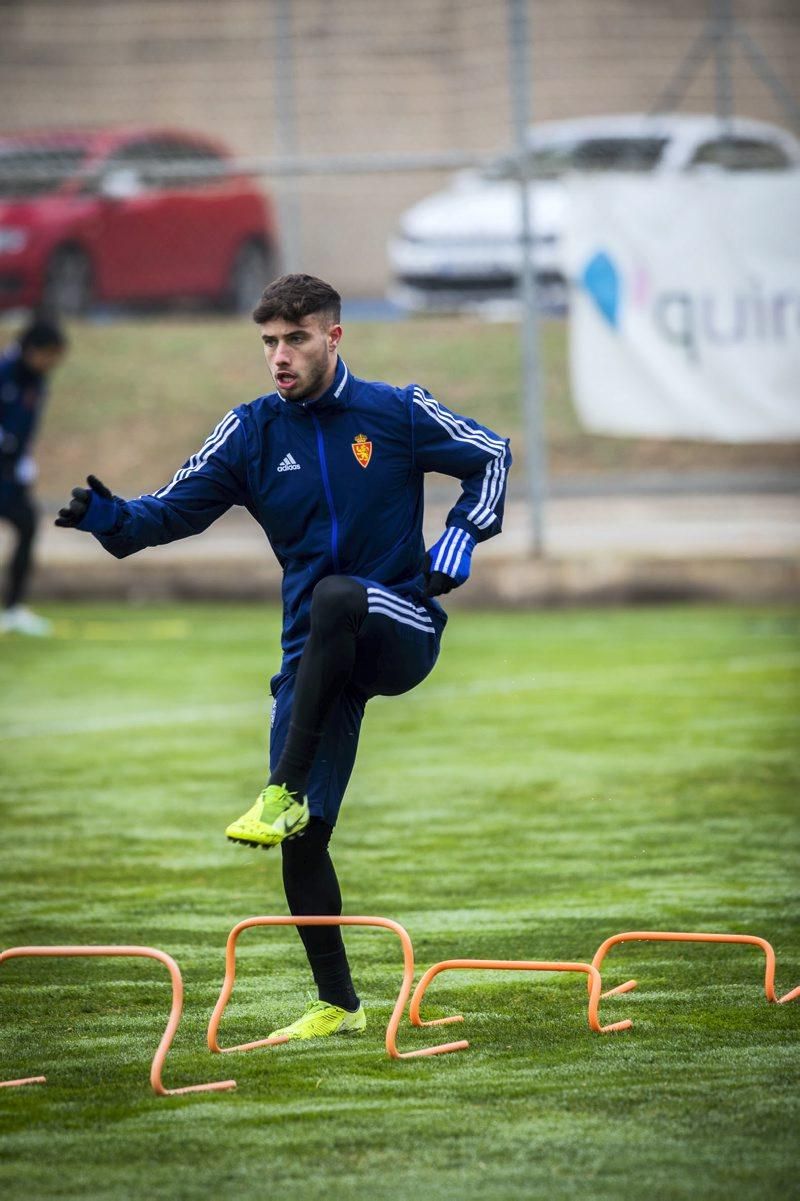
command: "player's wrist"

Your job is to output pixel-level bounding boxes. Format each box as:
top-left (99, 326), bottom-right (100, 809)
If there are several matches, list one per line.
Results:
top-left (77, 489), bottom-right (121, 535)
top-left (424, 527), bottom-right (476, 596)
top-left (428, 527), bottom-right (475, 578)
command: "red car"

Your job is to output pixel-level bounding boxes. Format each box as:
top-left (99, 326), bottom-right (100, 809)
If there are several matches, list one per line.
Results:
top-left (0, 126), bottom-right (279, 314)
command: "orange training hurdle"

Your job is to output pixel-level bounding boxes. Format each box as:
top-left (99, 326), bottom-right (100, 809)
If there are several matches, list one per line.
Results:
top-left (408, 957), bottom-right (633, 1051)
top-left (0, 945), bottom-right (237, 1096)
top-left (207, 916), bottom-right (469, 1059)
top-left (4, 926), bottom-right (795, 1097)
top-left (589, 930), bottom-right (800, 1028)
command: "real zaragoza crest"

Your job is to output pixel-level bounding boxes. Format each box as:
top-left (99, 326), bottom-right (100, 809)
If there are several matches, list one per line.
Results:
top-left (351, 433), bottom-right (372, 468)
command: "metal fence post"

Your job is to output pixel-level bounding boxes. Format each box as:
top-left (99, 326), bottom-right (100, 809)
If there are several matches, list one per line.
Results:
top-left (713, 0), bottom-right (734, 129)
top-left (507, 0), bottom-right (548, 557)
top-left (275, 0), bottom-right (301, 272)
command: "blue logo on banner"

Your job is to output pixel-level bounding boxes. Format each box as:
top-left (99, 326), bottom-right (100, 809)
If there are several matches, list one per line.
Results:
top-left (582, 251), bottom-right (620, 328)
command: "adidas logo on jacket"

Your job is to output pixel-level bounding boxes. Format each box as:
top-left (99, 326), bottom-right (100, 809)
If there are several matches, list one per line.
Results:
top-left (277, 453), bottom-right (301, 472)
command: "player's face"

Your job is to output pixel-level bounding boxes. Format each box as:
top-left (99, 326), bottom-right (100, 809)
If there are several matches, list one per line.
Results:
top-left (259, 313), bottom-right (342, 402)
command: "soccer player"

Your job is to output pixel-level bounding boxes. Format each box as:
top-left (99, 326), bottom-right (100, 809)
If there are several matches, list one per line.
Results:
top-left (56, 274), bottom-right (511, 1040)
top-left (1, 317), bottom-right (68, 636)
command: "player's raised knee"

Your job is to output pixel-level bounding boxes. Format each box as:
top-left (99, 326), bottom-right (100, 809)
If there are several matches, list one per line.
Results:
top-left (309, 575), bottom-right (367, 632)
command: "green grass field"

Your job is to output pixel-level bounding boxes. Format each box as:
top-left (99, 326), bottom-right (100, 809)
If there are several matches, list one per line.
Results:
top-left (1, 602), bottom-right (798, 1200)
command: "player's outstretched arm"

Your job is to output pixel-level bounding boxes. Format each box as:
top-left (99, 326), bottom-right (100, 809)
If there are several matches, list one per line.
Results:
top-left (52, 409), bottom-right (248, 559)
top-left (55, 474), bottom-right (122, 534)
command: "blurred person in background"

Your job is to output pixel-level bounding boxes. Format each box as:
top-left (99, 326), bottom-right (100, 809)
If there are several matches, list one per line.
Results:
top-left (0, 316), bottom-right (68, 636)
top-left (55, 273), bottom-right (511, 1040)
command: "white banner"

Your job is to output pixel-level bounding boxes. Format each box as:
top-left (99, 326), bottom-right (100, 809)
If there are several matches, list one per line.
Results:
top-left (564, 173), bottom-right (800, 441)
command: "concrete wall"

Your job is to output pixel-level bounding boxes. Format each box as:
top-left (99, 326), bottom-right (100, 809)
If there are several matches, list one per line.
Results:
top-left (1, 0), bottom-right (798, 294)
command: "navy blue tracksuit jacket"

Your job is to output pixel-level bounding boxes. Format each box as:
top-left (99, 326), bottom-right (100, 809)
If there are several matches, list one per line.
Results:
top-left (95, 358), bottom-right (512, 671)
top-left (0, 344), bottom-right (48, 487)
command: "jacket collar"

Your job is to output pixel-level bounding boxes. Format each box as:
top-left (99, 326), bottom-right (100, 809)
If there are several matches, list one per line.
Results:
top-left (287, 357), bottom-right (351, 415)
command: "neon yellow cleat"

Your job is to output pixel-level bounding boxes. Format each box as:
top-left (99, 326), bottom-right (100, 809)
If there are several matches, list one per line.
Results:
top-left (225, 783), bottom-right (310, 848)
top-left (269, 1000), bottom-right (366, 1040)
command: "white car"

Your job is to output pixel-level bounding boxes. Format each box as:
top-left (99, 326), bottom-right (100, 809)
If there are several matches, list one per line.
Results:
top-left (388, 113), bottom-right (800, 312)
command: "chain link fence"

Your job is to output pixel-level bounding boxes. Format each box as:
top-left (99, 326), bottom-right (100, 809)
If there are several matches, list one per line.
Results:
top-left (1, 0), bottom-right (798, 299)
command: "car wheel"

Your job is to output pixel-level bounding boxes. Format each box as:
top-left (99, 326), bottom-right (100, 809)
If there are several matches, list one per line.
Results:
top-left (226, 241), bottom-right (275, 314)
top-left (43, 246), bottom-right (93, 316)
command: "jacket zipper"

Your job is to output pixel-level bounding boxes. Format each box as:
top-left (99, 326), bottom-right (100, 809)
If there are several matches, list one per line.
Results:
top-left (312, 413), bottom-right (340, 572)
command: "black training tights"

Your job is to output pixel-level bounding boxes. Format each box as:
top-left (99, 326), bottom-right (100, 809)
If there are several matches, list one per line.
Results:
top-left (269, 575), bottom-right (368, 798)
top-left (1, 488), bottom-right (38, 609)
top-left (273, 576), bottom-right (368, 1012)
top-left (281, 817), bottom-right (359, 1011)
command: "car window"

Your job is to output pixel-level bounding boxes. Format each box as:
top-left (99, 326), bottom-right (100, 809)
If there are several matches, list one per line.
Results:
top-left (170, 142), bottom-right (228, 187)
top-left (0, 146), bottom-right (87, 198)
top-left (528, 145), bottom-right (578, 179)
top-left (114, 141), bottom-right (180, 189)
top-left (484, 136), bottom-right (668, 181)
top-left (97, 139), bottom-right (227, 191)
top-left (568, 137), bottom-right (668, 172)
top-left (689, 137), bottom-right (790, 171)
top-left (138, 139), bottom-right (227, 188)
top-left (81, 141), bottom-right (158, 193)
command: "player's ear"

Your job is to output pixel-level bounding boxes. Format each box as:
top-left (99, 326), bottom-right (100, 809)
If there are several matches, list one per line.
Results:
top-left (328, 323), bottom-right (343, 352)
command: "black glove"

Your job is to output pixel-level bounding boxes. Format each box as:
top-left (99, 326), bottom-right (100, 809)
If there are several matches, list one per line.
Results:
top-left (423, 561), bottom-right (457, 598)
top-left (55, 474), bottom-right (118, 532)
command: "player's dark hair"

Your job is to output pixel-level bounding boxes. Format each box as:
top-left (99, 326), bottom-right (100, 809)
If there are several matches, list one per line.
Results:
top-left (19, 316), bottom-right (68, 352)
top-left (252, 274), bottom-right (341, 326)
